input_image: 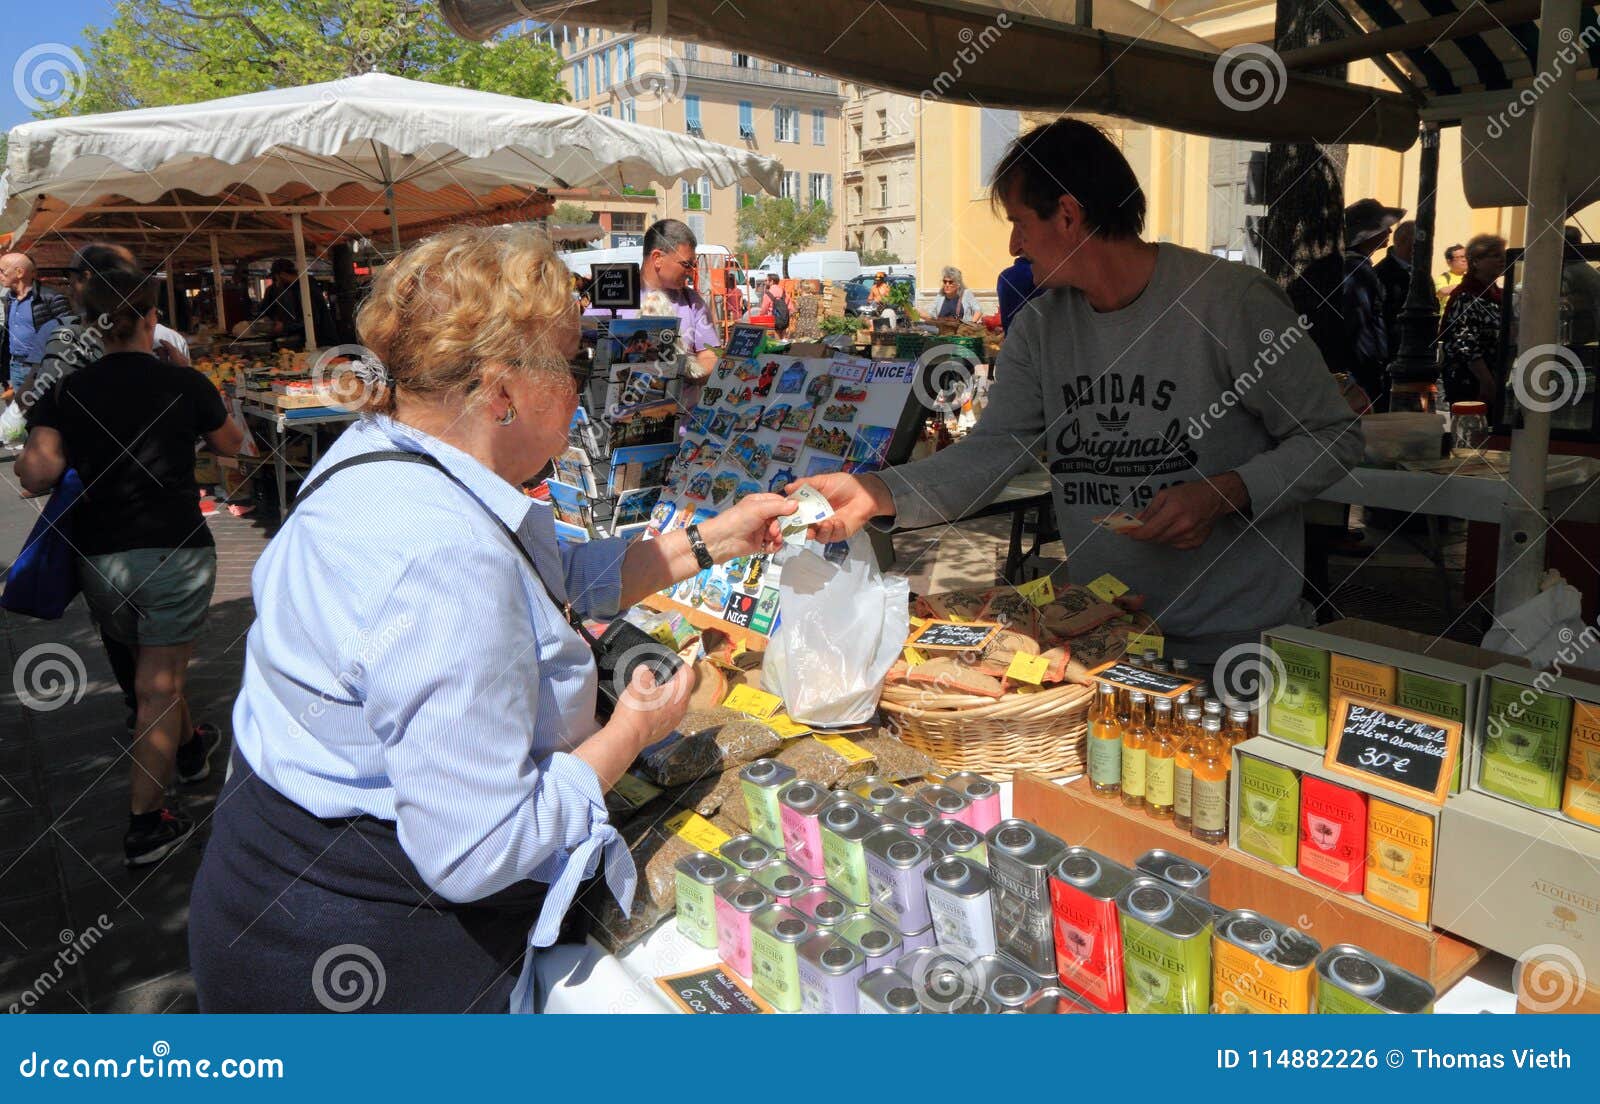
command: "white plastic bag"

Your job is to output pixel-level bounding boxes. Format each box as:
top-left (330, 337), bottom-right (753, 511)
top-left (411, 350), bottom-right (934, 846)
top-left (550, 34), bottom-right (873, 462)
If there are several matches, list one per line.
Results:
top-left (765, 533), bottom-right (910, 727)
top-left (1482, 574), bottom-right (1600, 670)
top-left (0, 399), bottom-right (26, 447)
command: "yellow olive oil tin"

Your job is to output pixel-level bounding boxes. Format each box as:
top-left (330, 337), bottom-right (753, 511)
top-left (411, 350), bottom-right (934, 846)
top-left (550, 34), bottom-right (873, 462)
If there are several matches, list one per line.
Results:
top-left (1211, 909), bottom-right (1321, 1013)
top-left (1363, 798), bottom-right (1434, 925)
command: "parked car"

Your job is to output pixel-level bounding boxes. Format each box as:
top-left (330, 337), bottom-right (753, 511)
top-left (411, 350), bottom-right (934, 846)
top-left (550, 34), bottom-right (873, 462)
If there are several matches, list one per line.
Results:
top-left (843, 273), bottom-right (916, 315)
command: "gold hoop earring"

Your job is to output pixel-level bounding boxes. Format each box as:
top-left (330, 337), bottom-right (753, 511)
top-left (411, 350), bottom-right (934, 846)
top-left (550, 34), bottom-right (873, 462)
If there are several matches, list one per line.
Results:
top-left (498, 404), bottom-right (517, 427)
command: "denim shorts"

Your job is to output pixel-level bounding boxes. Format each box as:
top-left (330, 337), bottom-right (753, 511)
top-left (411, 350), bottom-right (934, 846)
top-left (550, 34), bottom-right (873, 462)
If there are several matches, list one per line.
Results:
top-left (78, 547), bottom-right (217, 647)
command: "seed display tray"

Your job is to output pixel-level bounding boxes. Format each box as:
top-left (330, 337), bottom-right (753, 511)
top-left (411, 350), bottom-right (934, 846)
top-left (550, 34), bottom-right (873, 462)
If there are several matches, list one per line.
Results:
top-left (1013, 772), bottom-right (1484, 993)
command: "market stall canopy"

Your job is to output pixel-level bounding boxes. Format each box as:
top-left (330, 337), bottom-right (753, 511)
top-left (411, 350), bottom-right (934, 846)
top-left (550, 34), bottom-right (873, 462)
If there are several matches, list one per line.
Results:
top-left (0, 71), bottom-right (784, 263)
top-left (439, 0), bottom-right (1419, 149)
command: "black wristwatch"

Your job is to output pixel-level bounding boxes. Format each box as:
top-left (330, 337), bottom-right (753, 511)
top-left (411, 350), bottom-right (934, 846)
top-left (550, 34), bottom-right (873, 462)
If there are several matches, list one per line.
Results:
top-left (685, 523), bottom-right (715, 570)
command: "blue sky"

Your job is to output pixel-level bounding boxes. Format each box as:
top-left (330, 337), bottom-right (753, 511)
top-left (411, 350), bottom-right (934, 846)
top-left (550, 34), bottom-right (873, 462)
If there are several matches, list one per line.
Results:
top-left (1, 0), bottom-right (114, 130)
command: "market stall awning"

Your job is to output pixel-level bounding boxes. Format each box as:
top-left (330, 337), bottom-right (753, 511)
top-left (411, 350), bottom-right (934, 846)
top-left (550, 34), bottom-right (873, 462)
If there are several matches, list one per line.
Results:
top-left (440, 0), bottom-right (1419, 149)
top-left (0, 71), bottom-right (784, 258)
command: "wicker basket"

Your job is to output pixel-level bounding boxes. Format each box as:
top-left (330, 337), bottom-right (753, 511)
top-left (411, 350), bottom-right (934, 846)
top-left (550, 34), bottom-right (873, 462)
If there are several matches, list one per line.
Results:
top-left (878, 680), bottom-right (1094, 780)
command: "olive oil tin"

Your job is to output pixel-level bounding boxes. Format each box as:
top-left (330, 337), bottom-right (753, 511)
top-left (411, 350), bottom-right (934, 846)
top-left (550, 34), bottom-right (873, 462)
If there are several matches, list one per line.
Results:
top-left (820, 802), bottom-right (881, 906)
top-left (777, 780), bottom-right (832, 879)
top-left (987, 820), bottom-right (1069, 976)
top-left (1481, 678), bottom-right (1572, 810)
top-left (674, 852), bottom-right (733, 949)
top-left (923, 819), bottom-right (988, 864)
top-left (839, 911), bottom-right (904, 968)
top-left (925, 856), bottom-right (998, 958)
top-left (749, 904), bottom-right (815, 1013)
top-left (897, 923), bottom-right (936, 954)
top-left (714, 876), bottom-right (773, 979)
top-left (1116, 876), bottom-right (1216, 1014)
top-left (1266, 639), bottom-right (1330, 749)
top-left (739, 758), bottom-right (797, 848)
top-left (1048, 846), bottom-right (1135, 1013)
top-left (753, 859), bottom-right (811, 904)
top-left (970, 953), bottom-right (1049, 1011)
top-left (1025, 986), bottom-right (1102, 1013)
top-left (897, 946), bottom-right (975, 1013)
top-left (942, 771), bottom-right (1003, 834)
top-left (849, 775), bottom-right (903, 814)
top-left (864, 825), bottom-right (933, 933)
top-left (797, 932), bottom-right (866, 1014)
top-left (1212, 909), bottom-right (1322, 1014)
top-left (1364, 798), bottom-right (1434, 925)
top-left (1315, 944), bottom-right (1436, 1013)
top-left (791, 884), bottom-right (858, 932)
top-left (1135, 849), bottom-right (1212, 901)
top-left (915, 783), bottom-right (973, 825)
top-left (1565, 700), bottom-right (1600, 828)
top-left (719, 834), bottom-right (782, 874)
top-left (881, 795), bottom-right (937, 836)
top-left (857, 966), bottom-right (921, 1013)
top-left (1237, 754), bottom-right (1300, 868)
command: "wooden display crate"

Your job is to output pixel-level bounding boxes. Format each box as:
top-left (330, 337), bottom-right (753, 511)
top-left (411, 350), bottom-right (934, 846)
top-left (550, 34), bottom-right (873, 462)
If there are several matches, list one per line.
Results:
top-left (1013, 772), bottom-right (1484, 992)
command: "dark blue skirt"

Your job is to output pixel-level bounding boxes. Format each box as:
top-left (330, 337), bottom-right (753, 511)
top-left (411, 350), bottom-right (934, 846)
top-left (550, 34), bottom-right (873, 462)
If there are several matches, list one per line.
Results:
top-left (189, 753), bottom-right (546, 1012)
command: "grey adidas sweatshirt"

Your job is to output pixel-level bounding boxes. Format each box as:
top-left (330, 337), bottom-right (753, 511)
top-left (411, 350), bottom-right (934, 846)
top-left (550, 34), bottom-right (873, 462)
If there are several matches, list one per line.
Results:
top-left (878, 244), bottom-right (1364, 663)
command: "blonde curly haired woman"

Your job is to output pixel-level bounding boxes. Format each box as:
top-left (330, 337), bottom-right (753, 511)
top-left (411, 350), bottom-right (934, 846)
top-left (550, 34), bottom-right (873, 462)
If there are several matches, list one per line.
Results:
top-left (190, 226), bottom-right (794, 1012)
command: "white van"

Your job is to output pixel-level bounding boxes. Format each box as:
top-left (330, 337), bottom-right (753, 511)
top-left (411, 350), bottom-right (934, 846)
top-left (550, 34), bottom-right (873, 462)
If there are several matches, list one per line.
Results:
top-left (758, 250), bottom-right (861, 284)
top-left (859, 263), bottom-right (917, 284)
top-left (560, 243), bottom-right (731, 278)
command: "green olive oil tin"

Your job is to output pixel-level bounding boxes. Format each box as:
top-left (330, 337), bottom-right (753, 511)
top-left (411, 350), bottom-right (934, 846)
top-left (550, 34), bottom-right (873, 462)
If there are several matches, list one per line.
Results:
top-left (1266, 639), bottom-right (1330, 749)
top-left (1116, 877), bottom-right (1216, 1014)
top-left (739, 758), bottom-right (797, 848)
top-left (821, 802), bottom-right (880, 906)
top-left (749, 904), bottom-right (815, 1013)
top-left (1237, 754), bottom-right (1300, 868)
top-left (1395, 670), bottom-right (1467, 793)
top-left (1480, 678), bottom-right (1572, 810)
top-left (1315, 944), bottom-right (1436, 1013)
top-left (673, 852), bottom-right (732, 949)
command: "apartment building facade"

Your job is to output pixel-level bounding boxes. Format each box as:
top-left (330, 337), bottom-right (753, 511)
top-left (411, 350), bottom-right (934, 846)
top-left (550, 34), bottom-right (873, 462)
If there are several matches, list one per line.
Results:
top-left (537, 26), bottom-right (845, 254)
top-left (840, 85), bottom-right (920, 263)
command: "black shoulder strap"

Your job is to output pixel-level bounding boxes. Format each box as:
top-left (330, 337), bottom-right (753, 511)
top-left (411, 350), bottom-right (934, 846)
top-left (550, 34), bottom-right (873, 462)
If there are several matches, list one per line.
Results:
top-left (291, 450), bottom-right (598, 644)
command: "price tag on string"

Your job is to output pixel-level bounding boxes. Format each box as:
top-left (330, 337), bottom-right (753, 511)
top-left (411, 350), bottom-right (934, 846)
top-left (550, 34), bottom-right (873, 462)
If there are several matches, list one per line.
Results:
top-left (667, 811), bottom-right (733, 852)
top-left (1127, 631), bottom-right (1165, 658)
top-left (1006, 652), bottom-right (1051, 686)
top-left (1087, 574), bottom-right (1129, 603)
top-left (722, 685), bottom-right (783, 719)
top-left (814, 735), bottom-right (873, 764)
top-left (1016, 575), bottom-right (1055, 607)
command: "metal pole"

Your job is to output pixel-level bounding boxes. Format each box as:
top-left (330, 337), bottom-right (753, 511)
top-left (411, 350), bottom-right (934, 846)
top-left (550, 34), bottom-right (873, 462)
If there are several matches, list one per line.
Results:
top-left (1390, 124), bottom-right (1440, 385)
top-left (210, 233), bottom-right (227, 334)
top-left (165, 269), bottom-right (179, 334)
top-left (1498, 0), bottom-right (1581, 613)
top-left (386, 182), bottom-right (402, 256)
top-left (292, 212), bottom-right (318, 351)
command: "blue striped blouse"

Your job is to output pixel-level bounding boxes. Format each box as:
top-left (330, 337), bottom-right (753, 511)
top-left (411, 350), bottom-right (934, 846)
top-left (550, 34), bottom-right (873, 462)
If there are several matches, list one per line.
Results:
top-left (231, 415), bottom-right (634, 1012)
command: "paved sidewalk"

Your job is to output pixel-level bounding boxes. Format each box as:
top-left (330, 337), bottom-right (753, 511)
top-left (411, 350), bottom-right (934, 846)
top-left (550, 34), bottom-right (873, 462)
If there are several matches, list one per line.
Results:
top-left (0, 462), bottom-right (274, 1012)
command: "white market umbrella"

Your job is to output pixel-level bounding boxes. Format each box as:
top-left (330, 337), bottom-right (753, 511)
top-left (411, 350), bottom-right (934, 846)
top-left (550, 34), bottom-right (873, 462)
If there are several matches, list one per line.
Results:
top-left (0, 72), bottom-right (784, 344)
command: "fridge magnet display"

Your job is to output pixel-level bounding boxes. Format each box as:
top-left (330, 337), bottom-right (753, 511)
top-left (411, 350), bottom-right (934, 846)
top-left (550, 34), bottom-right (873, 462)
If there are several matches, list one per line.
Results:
top-left (777, 363), bottom-right (808, 394)
top-left (806, 424), bottom-right (852, 457)
top-left (848, 426), bottom-right (894, 467)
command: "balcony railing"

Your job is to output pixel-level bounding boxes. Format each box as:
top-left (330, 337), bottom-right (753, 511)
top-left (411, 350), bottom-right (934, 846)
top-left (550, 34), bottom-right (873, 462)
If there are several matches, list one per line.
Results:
top-left (677, 59), bottom-right (839, 96)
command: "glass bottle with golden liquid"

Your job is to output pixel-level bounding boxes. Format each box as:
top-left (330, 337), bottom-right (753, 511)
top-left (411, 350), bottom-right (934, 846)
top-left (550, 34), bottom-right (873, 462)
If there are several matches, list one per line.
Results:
top-left (1173, 705), bottom-right (1205, 831)
top-left (1191, 717), bottom-right (1231, 844)
top-left (1087, 683), bottom-right (1122, 796)
top-left (1145, 697), bottom-right (1178, 820)
top-left (1204, 699), bottom-right (1224, 731)
top-left (1121, 692), bottom-right (1150, 809)
top-left (1225, 708), bottom-right (1252, 749)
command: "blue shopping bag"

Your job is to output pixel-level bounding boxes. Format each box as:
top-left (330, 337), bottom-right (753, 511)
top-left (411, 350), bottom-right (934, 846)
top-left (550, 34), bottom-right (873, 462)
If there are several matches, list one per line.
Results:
top-left (0, 469), bottom-right (83, 620)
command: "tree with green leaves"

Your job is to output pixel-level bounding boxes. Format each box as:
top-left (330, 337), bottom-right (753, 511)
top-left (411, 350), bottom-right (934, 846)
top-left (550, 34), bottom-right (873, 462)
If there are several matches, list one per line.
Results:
top-left (48, 0), bottom-right (568, 117)
top-left (859, 248), bottom-right (900, 266)
top-left (736, 196), bottom-right (836, 277)
top-left (551, 202), bottom-right (595, 225)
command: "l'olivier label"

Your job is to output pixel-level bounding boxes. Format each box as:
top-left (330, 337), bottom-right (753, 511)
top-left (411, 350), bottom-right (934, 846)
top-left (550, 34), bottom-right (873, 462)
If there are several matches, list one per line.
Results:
top-left (1117, 886), bottom-right (1214, 1015)
top-left (1330, 654), bottom-right (1397, 705)
top-left (1266, 639), bottom-right (1330, 749)
top-left (1298, 777), bottom-right (1366, 894)
top-left (1238, 755), bottom-right (1300, 868)
top-left (1363, 798), bottom-right (1434, 925)
top-left (1396, 670), bottom-right (1466, 792)
top-left (1048, 852), bottom-right (1133, 1013)
top-left (1562, 700), bottom-right (1600, 828)
top-left (1481, 679), bottom-right (1572, 809)
top-left (1211, 912), bottom-right (1320, 1014)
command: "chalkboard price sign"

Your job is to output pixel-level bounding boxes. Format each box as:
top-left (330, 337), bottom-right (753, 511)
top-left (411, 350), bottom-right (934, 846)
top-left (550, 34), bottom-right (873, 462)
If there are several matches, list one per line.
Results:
top-left (656, 965), bottom-right (770, 1014)
top-left (1088, 660), bottom-right (1195, 699)
top-left (1324, 695), bottom-right (1460, 805)
top-left (590, 262), bottom-right (641, 310)
top-left (907, 619), bottom-right (1003, 652)
top-left (724, 324), bottom-right (766, 359)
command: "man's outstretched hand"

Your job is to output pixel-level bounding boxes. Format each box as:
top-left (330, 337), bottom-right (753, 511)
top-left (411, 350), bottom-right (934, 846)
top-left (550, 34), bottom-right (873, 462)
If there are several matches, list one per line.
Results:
top-left (784, 472), bottom-right (896, 544)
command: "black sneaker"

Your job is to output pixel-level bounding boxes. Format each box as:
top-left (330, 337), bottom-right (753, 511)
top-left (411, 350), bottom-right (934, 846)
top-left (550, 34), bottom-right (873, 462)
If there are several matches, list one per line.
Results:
top-left (124, 807), bottom-right (196, 867)
top-left (176, 723), bottom-right (222, 784)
